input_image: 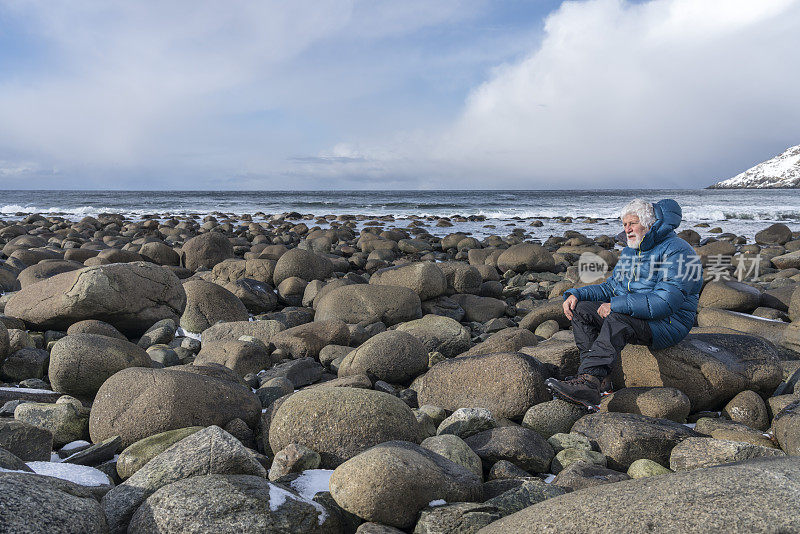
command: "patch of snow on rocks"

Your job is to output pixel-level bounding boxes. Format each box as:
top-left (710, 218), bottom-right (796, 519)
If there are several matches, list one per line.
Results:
top-left (290, 469), bottom-right (333, 500)
top-left (60, 440), bottom-right (91, 452)
top-left (268, 481), bottom-right (329, 525)
top-left (0, 386), bottom-right (55, 394)
top-left (543, 474), bottom-right (556, 484)
top-left (429, 499), bottom-right (447, 507)
top-left (25, 462), bottom-right (111, 486)
top-left (175, 327), bottom-right (201, 341)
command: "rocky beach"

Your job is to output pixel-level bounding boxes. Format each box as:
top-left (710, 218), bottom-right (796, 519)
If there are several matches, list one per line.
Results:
top-left (1, 205), bottom-right (800, 533)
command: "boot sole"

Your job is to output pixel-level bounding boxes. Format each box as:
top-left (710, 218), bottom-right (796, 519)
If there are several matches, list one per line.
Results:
top-left (546, 383), bottom-right (600, 412)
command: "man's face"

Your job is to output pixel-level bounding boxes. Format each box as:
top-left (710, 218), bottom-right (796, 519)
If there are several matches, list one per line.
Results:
top-left (623, 214), bottom-right (648, 248)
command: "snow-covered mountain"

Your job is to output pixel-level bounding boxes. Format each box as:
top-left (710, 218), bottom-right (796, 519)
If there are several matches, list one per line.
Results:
top-left (708, 145), bottom-right (800, 189)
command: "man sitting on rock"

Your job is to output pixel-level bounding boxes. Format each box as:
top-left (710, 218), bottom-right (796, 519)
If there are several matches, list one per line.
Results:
top-left (546, 198), bottom-right (702, 408)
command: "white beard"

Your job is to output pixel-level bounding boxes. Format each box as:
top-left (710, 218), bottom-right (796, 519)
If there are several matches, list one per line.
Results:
top-left (626, 236), bottom-right (642, 248)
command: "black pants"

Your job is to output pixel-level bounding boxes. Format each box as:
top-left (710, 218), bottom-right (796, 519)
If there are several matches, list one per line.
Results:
top-left (572, 300), bottom-right (652, 378)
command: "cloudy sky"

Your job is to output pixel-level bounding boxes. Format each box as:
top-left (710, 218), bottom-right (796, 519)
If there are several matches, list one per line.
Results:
top-left (1, 0), bottom-right (799, 190)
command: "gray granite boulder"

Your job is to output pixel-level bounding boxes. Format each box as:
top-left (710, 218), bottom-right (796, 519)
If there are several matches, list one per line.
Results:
top-left (369, 262), bottom-right (447, 301)
top-left (477, 457), bottom-right (800, 533)
top-left (4, 262), bottom-right (186, 337)
top-left (610, 333), bottom-right (782, 411)
top-left (329, 441), bottom-right (482, 528)
top-left (180, 232), bottom-right (234, 272)
top-left (669, 437), bottom-right (784, 471)
top-left (571, 412), bottom-right (699, 471)
top-left (464, 426), bottom-right (555, 474)
top-left (269, 387), bottom-right (421, 468)
top-left (49, 333), bottom-right (152, 398)
top-left (89, 366), bottom-right (261, 448)
top-left (415, 352), bottom-right (549, 420)
top-left (339, 330), bottom-right (428, 384)
top-left (316, 284), bottom-right (422, 326)
top-left (180, 279), bottom-right (249, 333)
top-left (396, 314), bottom-right (472, 358)
top-left (0, 472), bottom-right (108, 533)
top-left (128, 474), bottom-right (335, 533)
top-left (102, 425), bottom-right (266, 533)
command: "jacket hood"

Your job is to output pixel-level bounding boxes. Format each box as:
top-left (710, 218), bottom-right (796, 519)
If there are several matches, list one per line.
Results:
top-left (638, 198), bottom-right (682, 251)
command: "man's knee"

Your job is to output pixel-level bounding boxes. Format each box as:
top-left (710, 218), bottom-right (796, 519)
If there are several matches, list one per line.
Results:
top-left (573, 300), bottom-right (599, 317)
top-left (605, 312), bottom-right (635, 328)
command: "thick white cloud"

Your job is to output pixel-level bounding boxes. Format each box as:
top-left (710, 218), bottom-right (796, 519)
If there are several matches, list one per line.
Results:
top-left (322, 0), bottom-right (800, 189)
top-left (434, 0), bottom-right (800, 187)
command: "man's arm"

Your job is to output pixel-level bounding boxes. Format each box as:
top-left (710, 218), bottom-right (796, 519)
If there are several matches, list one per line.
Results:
top-left (563, 262), bottom-right (619, 303)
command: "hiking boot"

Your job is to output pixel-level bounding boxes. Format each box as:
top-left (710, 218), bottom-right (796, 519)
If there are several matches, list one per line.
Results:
top-left (545, 374), bottom-right (602, 408)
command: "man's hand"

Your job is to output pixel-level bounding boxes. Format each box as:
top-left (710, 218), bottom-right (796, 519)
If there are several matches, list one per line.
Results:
top-left (598, 302), bottom-right (612, 318)
top-left (563, 295), bottom-right (578, 320)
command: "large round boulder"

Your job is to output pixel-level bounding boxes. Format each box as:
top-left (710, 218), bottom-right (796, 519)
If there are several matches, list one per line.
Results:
top-left (102, 425), bottom-right (267, 532)
top-left (464, 426), bottom-right (555, 474)
top-left (450, 294), bottom-right (507, 323)
top-left (755, 223), bottom-right (793, 245)
top-left (269, 387), bottom-right (421, 468)
top-left (571, 412), bottom-right (700, 470)
top-left (2, 234), bottom-right (47, 256)
top-left (395, 314), bottom-right (472, 358)
top-left (461, 328), bottom-right (538, 358)
top-left (414, 352), bottom-right (550, 419)
top-left (696, 308), bottom-right (791, 350)
top-left (49, 333), bottom-right (152, 398)
top-left (699, 280), bottom-right (761, 312)
top-left (273, 248), bottom-right (335, 286)
top-left (139, 241), bottom-right (180, 266)
top-left (89, 366), bottom-right (261, 448)
top-left (338, 330), bottom-right (428, 384)
top-left (181, 232), bottom-right (234, 272)
top-left (477, 457), bottom-right (800, 534)
top-left (315, 284), bottom-right (422, 326)
top-left (770, 249), bottom-right (800, 270)
top-left (329, 441), bottom-right (482, 529)
top-left (497, 243), bottom-right (555, 273)
top-left (599, 387), bottom-right (691, 423)
top-left (790, 286), bottom-right (800, 322)
top-left (610, 333), bottom-right (782, 411)
top-left (66, 319), bottom-right (128, 340)
top-left (438, 262), bottom-right (483, 295)
top-left (518, 300), bottom-right (572, 332)
top-left (368, 262), bottom-right (447, 301)
top-left (223, 278), bottom-right (278, 314)
top-left (4, 262), bottom-right (186, 337)
top-left (0, 472), bottom-right (108, 533)
top-left (180, 279), bottom-right (249, 333)
top-left (129, 474), bottom-right (335, 534)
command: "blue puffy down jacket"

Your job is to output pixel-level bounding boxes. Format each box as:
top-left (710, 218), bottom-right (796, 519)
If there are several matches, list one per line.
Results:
top-left (563, 199), bottom-right (702, 349)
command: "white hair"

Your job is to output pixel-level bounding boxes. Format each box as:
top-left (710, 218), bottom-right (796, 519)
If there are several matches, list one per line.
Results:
top-left (620, 199), bottom-right (655, 229)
